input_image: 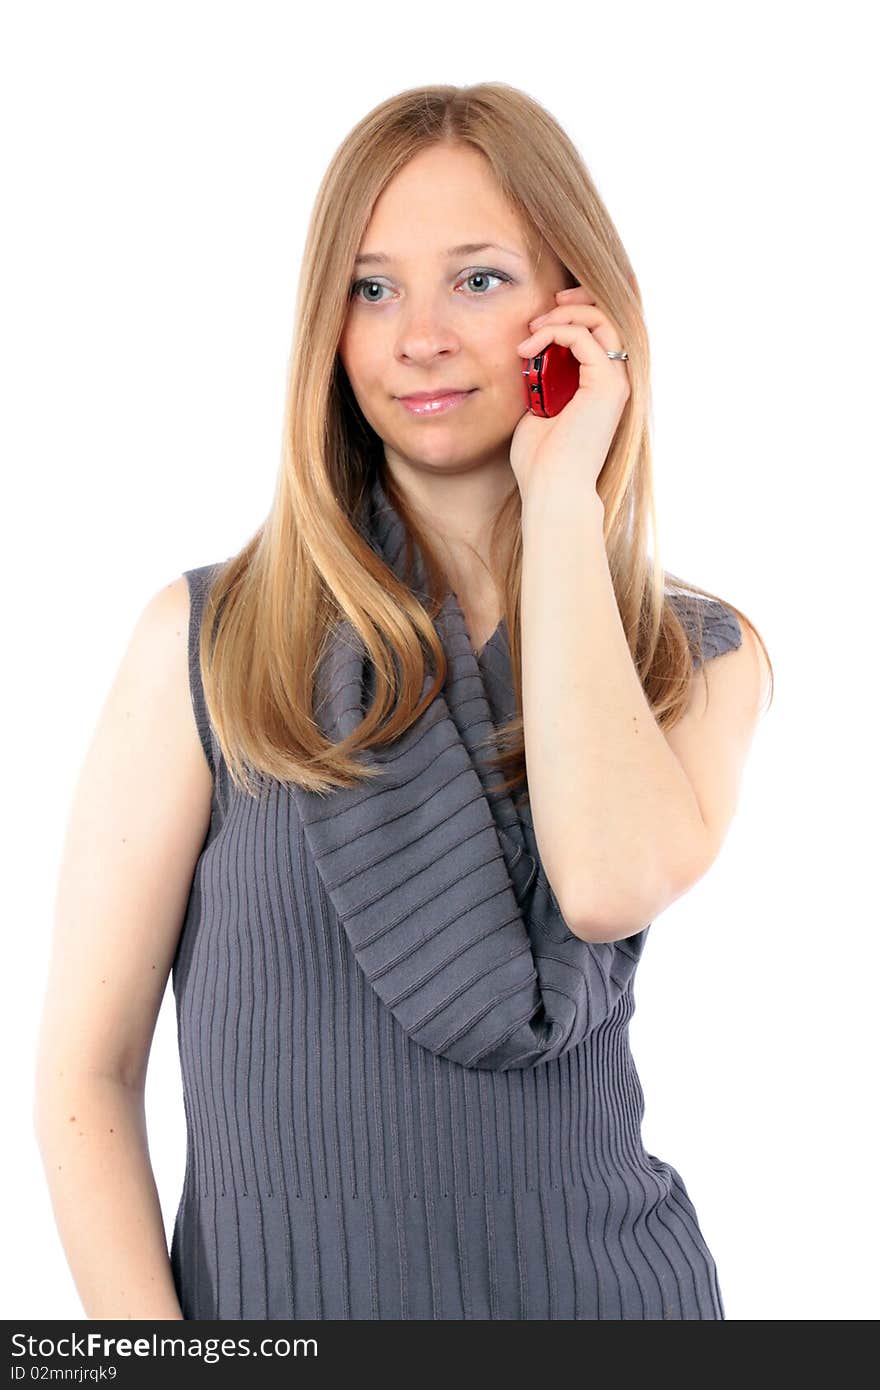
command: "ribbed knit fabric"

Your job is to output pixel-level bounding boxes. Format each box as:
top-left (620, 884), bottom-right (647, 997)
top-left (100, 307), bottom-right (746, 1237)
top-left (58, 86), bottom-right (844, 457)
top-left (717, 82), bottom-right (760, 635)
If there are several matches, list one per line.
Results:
top-left (169, 477), bottom-right (741, 1320)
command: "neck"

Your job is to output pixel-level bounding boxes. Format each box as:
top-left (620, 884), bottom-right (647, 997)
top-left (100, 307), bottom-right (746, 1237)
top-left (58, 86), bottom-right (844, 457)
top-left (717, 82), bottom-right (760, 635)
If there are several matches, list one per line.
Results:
top-left (376, 460), bottom-right (516, 604)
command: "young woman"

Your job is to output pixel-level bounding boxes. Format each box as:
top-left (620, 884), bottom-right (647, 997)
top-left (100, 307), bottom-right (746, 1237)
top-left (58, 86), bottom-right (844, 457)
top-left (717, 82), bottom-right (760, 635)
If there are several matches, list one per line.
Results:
top-left (34, 82), bottom-right (772, 1321)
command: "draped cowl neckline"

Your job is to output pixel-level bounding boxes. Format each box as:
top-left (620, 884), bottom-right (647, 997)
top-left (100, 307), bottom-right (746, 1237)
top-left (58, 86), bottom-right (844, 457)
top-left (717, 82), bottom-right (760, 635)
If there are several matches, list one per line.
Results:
top-left (285, 469), bottom-right (651, 1071)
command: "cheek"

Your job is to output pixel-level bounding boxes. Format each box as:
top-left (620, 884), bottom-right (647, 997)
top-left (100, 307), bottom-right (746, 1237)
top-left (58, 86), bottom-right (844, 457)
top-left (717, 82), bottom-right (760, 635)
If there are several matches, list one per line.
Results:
top-left (492, 346), bottom-right (528, 399)
top-left (481, 322), bottom-right (526, 379)
top-left (341, 338), bottom-right (388, 397)
top-left (337, 319), bottom-right (369, 377)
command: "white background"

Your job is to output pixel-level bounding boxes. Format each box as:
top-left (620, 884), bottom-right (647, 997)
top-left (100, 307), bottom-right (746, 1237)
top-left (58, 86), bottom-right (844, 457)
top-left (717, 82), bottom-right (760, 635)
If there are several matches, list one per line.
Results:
top-left (4, 0), bottom-right (877, 1322)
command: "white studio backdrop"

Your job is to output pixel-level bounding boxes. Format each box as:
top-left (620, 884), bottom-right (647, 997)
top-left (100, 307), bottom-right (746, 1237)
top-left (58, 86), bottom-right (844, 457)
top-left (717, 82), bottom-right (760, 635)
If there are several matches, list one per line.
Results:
top-left (3, 0), bottom-right (877, 1322)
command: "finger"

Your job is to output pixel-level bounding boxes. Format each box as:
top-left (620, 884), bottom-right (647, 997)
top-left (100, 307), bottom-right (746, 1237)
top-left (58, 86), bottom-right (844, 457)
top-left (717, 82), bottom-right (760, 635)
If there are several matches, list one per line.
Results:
top-left (517, 319), bottom-right (626, 364)
top-left (556, 285), bottom-right (598, 305)
top-left (528, 303), bottom-right (606, 331)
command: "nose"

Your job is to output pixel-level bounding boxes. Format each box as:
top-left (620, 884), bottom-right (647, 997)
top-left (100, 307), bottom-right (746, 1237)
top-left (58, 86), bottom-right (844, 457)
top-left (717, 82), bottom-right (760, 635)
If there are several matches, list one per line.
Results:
top-left (393, 296), bottom-right (461, 363)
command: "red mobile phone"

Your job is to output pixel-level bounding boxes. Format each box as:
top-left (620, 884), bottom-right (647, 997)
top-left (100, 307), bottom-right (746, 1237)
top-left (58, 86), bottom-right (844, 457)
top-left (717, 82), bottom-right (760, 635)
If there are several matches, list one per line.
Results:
top-left (522, 340), bottom-right (580, 417)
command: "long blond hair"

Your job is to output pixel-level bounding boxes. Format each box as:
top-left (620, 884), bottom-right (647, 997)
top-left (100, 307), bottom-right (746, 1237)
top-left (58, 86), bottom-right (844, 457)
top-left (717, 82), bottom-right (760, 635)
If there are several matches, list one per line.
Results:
top-left (196, 81), bottom-right (773, 802)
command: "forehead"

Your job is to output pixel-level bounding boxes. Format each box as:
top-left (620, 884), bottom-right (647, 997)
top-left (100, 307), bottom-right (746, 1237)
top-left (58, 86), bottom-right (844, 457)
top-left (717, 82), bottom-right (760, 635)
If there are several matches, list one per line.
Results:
top-left (354, 146), bottom-right (538, 261)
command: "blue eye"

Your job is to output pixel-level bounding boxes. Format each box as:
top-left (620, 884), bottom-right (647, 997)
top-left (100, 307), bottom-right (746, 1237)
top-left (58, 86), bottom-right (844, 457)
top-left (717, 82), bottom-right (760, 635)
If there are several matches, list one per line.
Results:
top-left (348, 268), bottom-right (512, 303)
top-left (348, 279), bottom-right (389, 304)
top-left (462, 270), bottom-right (509, 295)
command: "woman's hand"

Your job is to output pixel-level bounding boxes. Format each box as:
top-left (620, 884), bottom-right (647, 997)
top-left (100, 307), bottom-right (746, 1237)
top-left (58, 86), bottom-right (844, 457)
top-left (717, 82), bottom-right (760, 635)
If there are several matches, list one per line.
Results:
top-left (509, 284), bottom-right (631, 504)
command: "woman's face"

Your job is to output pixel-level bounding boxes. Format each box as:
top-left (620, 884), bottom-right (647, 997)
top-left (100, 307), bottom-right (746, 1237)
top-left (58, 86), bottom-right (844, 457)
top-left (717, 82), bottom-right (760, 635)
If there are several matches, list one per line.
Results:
top-left (338, 143), bottom-right (573, 478)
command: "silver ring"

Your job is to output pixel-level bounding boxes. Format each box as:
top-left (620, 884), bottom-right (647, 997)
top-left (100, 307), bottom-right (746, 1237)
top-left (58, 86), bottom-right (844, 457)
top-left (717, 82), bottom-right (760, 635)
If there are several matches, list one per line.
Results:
top-left (606, 349), bottom-right (628, 361)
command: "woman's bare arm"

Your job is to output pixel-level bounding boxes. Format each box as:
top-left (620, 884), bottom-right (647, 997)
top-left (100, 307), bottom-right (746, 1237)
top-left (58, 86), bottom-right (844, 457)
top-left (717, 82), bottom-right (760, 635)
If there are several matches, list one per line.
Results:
top-left (33, 575), bottom-right (213, 1319)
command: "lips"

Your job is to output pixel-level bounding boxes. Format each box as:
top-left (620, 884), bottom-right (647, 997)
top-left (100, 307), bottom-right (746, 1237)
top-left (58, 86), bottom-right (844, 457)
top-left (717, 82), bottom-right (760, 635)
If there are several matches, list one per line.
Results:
top-left (397, 389), bottom-right (477, 417)
top-left (397, 390), bottom-right (473, 401)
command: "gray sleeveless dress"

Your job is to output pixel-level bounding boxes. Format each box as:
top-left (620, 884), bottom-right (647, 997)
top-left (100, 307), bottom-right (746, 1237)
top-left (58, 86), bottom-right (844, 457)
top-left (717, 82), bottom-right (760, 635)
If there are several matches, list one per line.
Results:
top-left (169, 472), bottom-right (741, 1320)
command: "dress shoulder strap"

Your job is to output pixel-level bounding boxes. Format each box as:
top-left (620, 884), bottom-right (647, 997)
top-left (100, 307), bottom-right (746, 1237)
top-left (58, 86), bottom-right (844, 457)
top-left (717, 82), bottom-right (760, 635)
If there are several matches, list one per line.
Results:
top-left (182, 563), bottom-right (225, 779)
top-left (666, 590), bottom-right (743, 667)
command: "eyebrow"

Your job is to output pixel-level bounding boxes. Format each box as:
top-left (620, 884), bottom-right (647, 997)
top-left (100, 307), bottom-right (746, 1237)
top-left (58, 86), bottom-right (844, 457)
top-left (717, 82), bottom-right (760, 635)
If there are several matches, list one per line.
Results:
top-left (353, 241), bottom-right (524, 268)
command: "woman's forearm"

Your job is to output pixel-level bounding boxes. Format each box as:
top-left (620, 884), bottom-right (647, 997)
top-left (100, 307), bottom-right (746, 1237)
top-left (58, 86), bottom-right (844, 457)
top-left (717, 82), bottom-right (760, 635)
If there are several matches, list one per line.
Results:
top-left (519, 479), bottom-right (707, 938)
top-left (34, 1071), bottom-right (184, 1319)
